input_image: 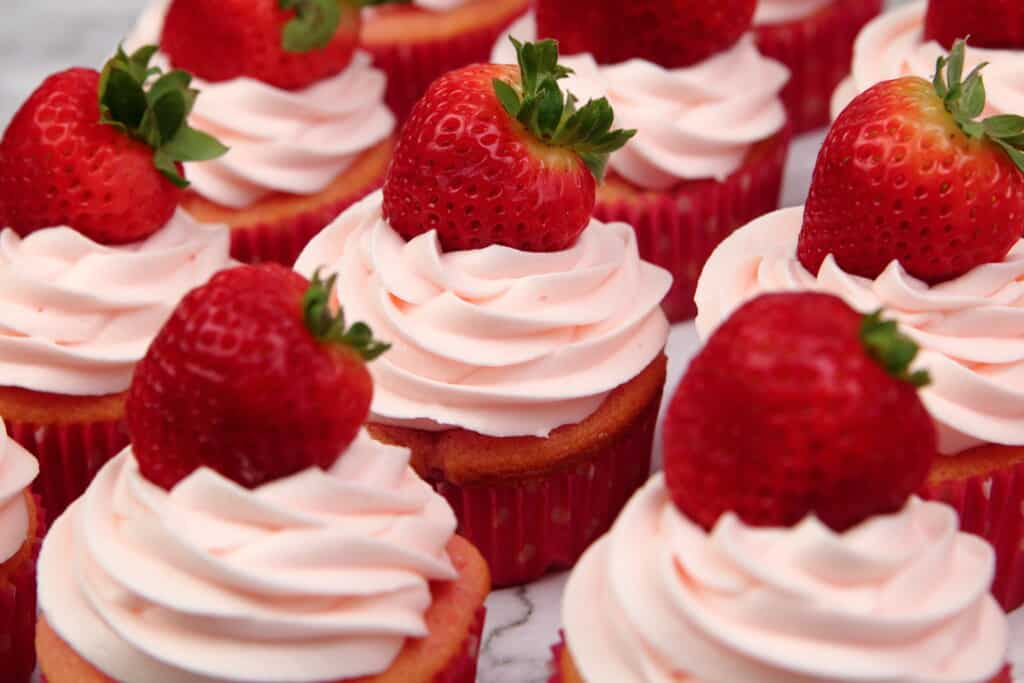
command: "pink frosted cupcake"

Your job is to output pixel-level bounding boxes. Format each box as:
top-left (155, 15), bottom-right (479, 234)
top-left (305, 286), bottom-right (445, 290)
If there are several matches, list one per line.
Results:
top-left (552, 291), bottom-right (1011, 683)
top-left (127, 0), bottom-right (397, 266)
top-left (754, 0), bottom-right (883, 133)
top-left (495, 7), bottom-right (791, 322)
top-left (0, 420), bottom-right (41, 683)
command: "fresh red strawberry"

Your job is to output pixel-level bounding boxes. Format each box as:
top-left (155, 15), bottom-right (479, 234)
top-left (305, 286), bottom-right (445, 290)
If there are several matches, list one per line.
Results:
top-left (127, 264), bottom-right (390, 490)
top-left (799, 41), bottom-right (1024, 284)
top-left (925, 0), bottom-right (1024, 50)
top-left (383, 39), bottom-right (634, 252)
top-left (536, 0), bottom-right (757, 69)
top-left (162, 0), bottom-right (365, 91)
top-left (664, 292), bottom-right (936, 533)
top-left (0, 46), bottom-right (226, 244)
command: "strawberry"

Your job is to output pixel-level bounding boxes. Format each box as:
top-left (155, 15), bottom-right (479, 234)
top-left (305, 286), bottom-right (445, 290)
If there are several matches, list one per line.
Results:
top-left (664, 292), bottom-right (936, 533)
top-left (383, 39), bottom-right (634, 253)
top-left (799, 40), bottom-right (1024, 285)
top-left (0, 46), bottom-right (226, 245)
top-left (161, 0), bottom-right (366, 91)
top-left (536, 0), bottom-right (757, 69)
top-left (925, 0), bottom-right (1024, 51)
top-left (126, 264), bottom-right (390, 490)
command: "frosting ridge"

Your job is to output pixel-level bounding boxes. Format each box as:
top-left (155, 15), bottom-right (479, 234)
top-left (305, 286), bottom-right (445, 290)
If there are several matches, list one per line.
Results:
top-left (38, 430), bottom-right (458, 682)
top-left (563, 474), bottom-right (1008, 683)
top-left (295, 192), bottom-right (671, 438)
top-left (0, 420), bottom-right (38, 563)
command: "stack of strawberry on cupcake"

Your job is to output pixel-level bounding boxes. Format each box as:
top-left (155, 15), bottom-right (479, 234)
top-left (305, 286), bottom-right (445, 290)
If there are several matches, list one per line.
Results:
top-left (698, 40), bottom-right (1024, 610)
top-left (128, 0), bottom-right (399, 265)
top-left (0, 46), bottom-right (234, 522)
top-left (494, 0), bottom-right (792, 321)
top-left (297, 39), bottom-right (673, 586)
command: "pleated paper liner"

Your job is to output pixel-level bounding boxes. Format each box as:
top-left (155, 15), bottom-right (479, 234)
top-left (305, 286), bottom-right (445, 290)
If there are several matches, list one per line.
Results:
top-left (755, 0), bottom-right (883, 133)
top-left (595, 126), bottom-right (791, 323)
top-left (1, 494), bottom-right (45, 683)
top-left (363, 0), bottom-right (529, 123)
top-left (430, 607), bottom-right (485, 683)
top-left (7, 418), bottom-right (127, 525)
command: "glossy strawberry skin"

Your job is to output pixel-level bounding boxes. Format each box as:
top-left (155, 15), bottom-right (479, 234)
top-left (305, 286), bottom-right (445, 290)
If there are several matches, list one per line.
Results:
top-left (0, 68), bottom-right (181, 244)
top-left (799, 77), bottom-right (1024, 284)
top-left (383, 64), bottom-right (596, 253)
top-left (161, 0), bottom-right (360, 91)
top-left (536, 0), bottom-right (757, 68)
top-left (924, 0), bottom-right (1024, 50)
top-left (663, 292), bottom-right (936, 533)
top-left (127, 264), bottom-right (374, 491)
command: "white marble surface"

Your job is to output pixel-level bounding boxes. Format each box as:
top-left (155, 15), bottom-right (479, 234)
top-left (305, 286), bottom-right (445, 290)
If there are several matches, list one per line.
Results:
top-left (12, 0), bottom-right (1017, 682)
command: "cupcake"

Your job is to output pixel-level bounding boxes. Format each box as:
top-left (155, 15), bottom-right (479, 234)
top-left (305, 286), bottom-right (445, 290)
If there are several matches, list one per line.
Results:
top-left (0, 420), bottom-right (42, 683)
top-left (552, 291), bottom-right (1011, 683)
top-left (128, 0), bottom-right (397, 266)
top-left (754, 0), bottom-right (883, 132)
top-left (0, 47), bottom-right (234, 520)
top-left (696, 43), bottom-right (1024, 610)
top-left (362, 0), bottom-right (531, 122)
top-left (297, 40), bottom-right (670, 586)
top-left (36, 263), bottom-right (490, 683)
top-left (495, 1), bottom-right (791, 321)
top-left (831, 0), bottom-right (1024, 120)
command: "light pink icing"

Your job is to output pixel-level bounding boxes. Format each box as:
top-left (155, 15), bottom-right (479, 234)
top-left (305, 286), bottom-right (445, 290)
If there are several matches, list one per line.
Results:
top-left (695, 207), bottom-right (1024, 455)
top-left (0, 211), bottom-right (233, 396)
top-left (754, 0), bottom-right (833, 25)
top-left (564, 474), bottom-right (1008, 683)
top-left (831, 0), bottom-right (1024, 120)
top-left (493, 14), bottom-right (789, 190)
top-left (0, 420), bottom-right (38, 564)
top-left (127, 3), bottom-right (395, 209)
top-left (295, 192), bottom-right (671, 438)
top-left (38, 430), bottom-right (458, 682)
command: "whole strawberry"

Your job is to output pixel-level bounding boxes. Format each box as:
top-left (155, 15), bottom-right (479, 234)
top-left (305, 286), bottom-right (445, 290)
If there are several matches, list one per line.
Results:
top-left (925, 0), bottom-right (1024, 50)
top-left (162, 0), bottom-right (364, 91)
top-left (536, 0), bottom-right (757, 69)
top-left (664, 292), bottom-right (936, 533)
top-left (799, 40), bottom-right (1024, 284)
top-left (0, 46), bottom-right (226, 244)
top-left (127, 264), bottom-right (390, 490)
top-left (383, 39), bottom-right (635, 253)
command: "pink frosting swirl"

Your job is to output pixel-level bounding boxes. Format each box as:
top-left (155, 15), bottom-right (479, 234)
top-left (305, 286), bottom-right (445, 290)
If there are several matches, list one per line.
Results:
top-left (564, 475), bottom-right (1007, 683)
top-left (831, 0), bottom-right (1024, 119)
top-left (695, 207), bottom-right (1024, 455)
top-left (493, 15), bottom-right (789, 190)
top-left (0, 211), bottom-right (233, 396)
top-left (295, 192), bottom-right (670, 438)
top-left (127, 3), bottom-right (395, 209)
top-left (38, 430), bottom-right (458, 682)
top-left (0, 420), bottom-right (38, 563)
top-left (754, 0), bottom-right (833, 25)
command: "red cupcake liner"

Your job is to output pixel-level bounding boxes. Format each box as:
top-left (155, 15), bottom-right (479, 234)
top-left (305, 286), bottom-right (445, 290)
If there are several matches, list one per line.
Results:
top-left (364, 6), bottom-right (528, 124)
top-left (229, 178), bottom-right (384, 267)
top-left (431, 606), bottom-right (486, 683)
top-left (595, 128), bottom-right (791, 323)
top-left (6, 417), bottom-right (128, 525)
top-left (425, 396), bottom-right (660, 589)
top-left (921, 460), bottom-right (1024, 613)
top-left (1, 496), bottom-right (45, 683)
top-left (755, 0), bottom-right (883, 133)
top-left (547, 636), bottom-right (567, 683)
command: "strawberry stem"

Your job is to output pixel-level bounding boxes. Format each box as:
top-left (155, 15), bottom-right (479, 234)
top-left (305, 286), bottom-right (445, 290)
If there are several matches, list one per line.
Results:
top-left (279, 0), bottom-right (409, 52)
top-left (493, 38), bottom-right (636, 180)
top-left (303, 268), bottom-right (391, 361)
top-left (860, 310), bottom-right (931, 388)
top-left (933, 39), bottom-right (1024, 172)
top-left (98, 45), bottom-right (228, 188)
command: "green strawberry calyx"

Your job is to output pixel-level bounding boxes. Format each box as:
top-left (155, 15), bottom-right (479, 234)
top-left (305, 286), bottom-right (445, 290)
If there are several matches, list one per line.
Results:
top-left (860, 310), bottom-right (931, 388)
top-left (303, 268), bottom-right (391, 361)
top-left (493, 37), bottom-right (637, 180)
top-left (934, 38), bottom-right (1024, 172)
top-left (98, 45), bottom-right (228, 188)
top-left (280, 0), bottom-right (408, 53)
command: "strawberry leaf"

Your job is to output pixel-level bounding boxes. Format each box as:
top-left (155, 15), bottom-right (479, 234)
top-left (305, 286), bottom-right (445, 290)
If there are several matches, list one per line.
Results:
top-left (860, 310), bottom-right (931, 388)
top-left (279, 0), bottom-right (341, 53)
top-left (303, 268), bottom-right (391, 361)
